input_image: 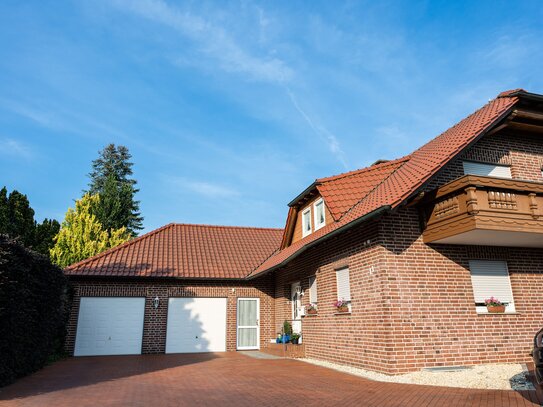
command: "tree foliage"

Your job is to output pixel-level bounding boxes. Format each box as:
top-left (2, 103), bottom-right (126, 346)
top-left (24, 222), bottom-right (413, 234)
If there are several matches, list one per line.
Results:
top-left (0, 187), bottom-right (60, 257)
top-left (50, 194), bottom-right (131, 268)
top-left (87, 144), bottom-right (143, 235)
top-left (0, 235), bottom-right (70, 386)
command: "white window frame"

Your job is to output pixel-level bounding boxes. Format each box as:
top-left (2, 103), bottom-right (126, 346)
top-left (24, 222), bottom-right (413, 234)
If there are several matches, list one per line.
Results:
top-left (468, 260), bottom-right (516, 314)
top-left (462, 161), bottom-right (512, 179)
top-left (302, 207), bottom-right (312, 237)
top-left (308, 275), bottom-right (317, 304)
top-left (335, 267), bottom-right (351, 311)
top-left (313, 198), bottom-right (326, 231)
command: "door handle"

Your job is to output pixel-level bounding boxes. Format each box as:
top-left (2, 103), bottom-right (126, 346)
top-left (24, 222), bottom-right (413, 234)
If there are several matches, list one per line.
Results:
top-left (256, 319), bottom-right (259, 326)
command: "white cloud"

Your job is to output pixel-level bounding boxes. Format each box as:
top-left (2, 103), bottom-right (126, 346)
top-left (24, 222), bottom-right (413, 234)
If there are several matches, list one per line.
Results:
top-left (112, 0), bottom-right (292, 83)
top-left (285, 86), bottom-right (348, 168)
top-left (483, 34), bottom-right (534, 70)
top-left (168, 176), bottom-right (239, 198)
top-left (0, 138), bottom-right (34, 159)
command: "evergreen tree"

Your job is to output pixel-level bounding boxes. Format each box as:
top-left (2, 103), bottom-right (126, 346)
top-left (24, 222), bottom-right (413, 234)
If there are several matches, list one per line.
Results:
top-left (34, 218), bottom-right (61, 256)
top-left (50, 193), bottom-right (131, 268)
top-left (0, 187), bottom-right (60, 257)
top-left (0, 188), bottom-right (35, 247)
top-left (87, 144), bottom-right (143, 235)
top-left (0, 187), bottom-right (8, 234)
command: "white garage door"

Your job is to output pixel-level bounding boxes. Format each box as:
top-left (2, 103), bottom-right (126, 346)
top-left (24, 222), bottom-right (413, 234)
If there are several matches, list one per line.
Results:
top-left (74, 297), bottom-right (145, 356)
top-left (166, 298), bottom-right (227, 353)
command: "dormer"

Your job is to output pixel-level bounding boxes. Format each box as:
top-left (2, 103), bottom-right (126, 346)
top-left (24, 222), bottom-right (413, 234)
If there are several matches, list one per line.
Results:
top-left (281, 186), bottom-right (332, 248)
top-left (280, 157), bottom-right (410, 249)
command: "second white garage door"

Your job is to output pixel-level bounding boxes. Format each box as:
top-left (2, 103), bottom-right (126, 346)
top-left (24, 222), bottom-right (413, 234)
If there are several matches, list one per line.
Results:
top-left (166, 297), bottom-right (227, 353)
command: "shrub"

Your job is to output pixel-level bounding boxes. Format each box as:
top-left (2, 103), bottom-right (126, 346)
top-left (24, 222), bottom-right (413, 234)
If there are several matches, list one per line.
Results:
top-left (0, 235), bottom-right (70, 387)
top-left (283, 320), bottom-right (292, 336)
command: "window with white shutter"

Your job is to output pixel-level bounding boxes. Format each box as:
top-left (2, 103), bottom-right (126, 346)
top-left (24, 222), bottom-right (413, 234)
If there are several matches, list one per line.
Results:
top-left (302, 208), bottom-right (312, 237)
top-left (335, 267), bottom-right (351, 302)
top-left (463, 161), bottom-right (512, 179)
top-left (469, 260), bottom-right (515, 313)
top-left (308, 276), bottom-right (317, 304)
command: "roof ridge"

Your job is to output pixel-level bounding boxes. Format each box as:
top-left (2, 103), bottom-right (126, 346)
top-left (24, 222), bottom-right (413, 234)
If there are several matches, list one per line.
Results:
top-left (317, 156), bottom-right (410, 183)
top-left (170, 223), bottom-right (283, 231)
top-left (65, 223), bottom-right (176, 270)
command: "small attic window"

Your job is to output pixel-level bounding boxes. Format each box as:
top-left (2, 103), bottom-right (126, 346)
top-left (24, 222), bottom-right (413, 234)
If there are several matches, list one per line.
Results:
top-left (302, 207), bottom-right (312, 237)
top-left (313, 198), bottom-right (326, 230)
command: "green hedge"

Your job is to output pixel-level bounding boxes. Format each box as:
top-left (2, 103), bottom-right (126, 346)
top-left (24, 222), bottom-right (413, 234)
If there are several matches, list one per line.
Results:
top-left (0, 235), bottom-right (70, 387)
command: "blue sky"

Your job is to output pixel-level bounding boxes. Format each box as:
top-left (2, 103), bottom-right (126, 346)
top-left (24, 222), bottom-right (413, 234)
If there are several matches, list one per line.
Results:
top-left (1, 1), bottom-right (542, 233)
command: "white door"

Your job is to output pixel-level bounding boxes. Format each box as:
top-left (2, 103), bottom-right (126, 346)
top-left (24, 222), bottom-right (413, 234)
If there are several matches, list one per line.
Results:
top-left (291, 282), bottom-right (302, 334)
top-left (166, 298), bottom-right (227, 353)
top-left (74, 297), bottom-right (145, 356)
top-left (237, 298), bottom-right (260, 350)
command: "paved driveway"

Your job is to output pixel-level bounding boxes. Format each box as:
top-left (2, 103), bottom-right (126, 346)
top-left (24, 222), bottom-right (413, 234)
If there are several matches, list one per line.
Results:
top-left (0, 353), bottom-right (541, 406)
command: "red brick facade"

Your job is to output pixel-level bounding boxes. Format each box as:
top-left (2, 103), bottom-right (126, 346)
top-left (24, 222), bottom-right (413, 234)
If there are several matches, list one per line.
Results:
top-left (66, 276), bottom-right (274, 355)
top-left (271, 131), bottom-right (543, 374)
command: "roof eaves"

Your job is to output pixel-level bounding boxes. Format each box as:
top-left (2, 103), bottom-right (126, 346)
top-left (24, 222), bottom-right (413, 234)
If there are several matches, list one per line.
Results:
top-left (287, 181), bottom-right (319, 207)
top-left (246, 205), bottom-right (391, 280)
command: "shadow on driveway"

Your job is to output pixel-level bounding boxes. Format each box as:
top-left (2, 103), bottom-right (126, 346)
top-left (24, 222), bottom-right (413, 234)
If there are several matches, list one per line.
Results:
top-left (0, 353), bottom-right (217, 401)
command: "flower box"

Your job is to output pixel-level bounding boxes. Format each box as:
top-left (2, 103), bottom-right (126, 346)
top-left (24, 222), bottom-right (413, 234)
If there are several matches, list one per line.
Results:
top-left (484, 297), bottom-right (507, 314)
top-left (336, 305), bottom-right (349, 313)
top-left (487, 305), bottom-right (506, 313)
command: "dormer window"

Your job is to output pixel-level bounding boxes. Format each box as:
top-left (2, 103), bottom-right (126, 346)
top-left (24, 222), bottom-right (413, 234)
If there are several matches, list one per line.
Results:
top-left (302, 207), bottom-right (312, 237)
top-left (313, 198), bottom-right (326, 230)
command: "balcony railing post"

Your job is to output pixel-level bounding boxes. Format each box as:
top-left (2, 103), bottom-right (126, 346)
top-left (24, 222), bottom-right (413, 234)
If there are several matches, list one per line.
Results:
top-left (529, 193), bottom-right (540, 219)
top-left (465, 186), bottom-right (479, 215)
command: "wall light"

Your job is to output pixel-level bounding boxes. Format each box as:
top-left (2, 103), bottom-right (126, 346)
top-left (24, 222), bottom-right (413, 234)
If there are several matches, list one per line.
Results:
top-left (153, 296), bottom-right (160, 309)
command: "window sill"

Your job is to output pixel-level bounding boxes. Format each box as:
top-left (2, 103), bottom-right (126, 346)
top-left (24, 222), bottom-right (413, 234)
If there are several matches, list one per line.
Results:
top-left (476, 312), bottom-right (520, 316)
top-left (303, 313), bottom-right (318, 317)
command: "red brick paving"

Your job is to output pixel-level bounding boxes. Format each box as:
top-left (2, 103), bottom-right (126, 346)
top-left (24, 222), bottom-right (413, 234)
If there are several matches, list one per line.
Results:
top-left (0, 353), bottom-right (541, 407)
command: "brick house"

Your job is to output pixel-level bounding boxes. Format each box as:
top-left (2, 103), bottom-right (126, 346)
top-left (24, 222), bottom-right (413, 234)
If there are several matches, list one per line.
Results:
top-left (66, 89), bottom-right (543, 374)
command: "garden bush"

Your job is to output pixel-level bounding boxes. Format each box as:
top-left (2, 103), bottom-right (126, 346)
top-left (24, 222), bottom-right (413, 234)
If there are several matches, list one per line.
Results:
top-left (0, 235), bottom-right (70, 387)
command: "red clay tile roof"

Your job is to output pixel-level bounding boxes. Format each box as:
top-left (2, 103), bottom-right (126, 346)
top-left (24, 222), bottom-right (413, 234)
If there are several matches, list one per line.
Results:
top-left (316, 157), bottom-right (410, 220)
top-left (249, 91), bottom-right (520, 278)
top-left (65, 223), bottom-right (283, 279)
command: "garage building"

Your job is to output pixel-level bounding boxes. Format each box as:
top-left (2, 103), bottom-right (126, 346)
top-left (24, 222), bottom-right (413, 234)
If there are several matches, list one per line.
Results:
top-left (65, 223), bottom-right (281, 356)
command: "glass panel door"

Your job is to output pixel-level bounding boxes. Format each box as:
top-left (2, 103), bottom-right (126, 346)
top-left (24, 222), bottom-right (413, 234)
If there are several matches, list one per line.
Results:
top-left (237, 298), bottom-right (260, 350)
top-left (291, 282), bottom-right (302, 334)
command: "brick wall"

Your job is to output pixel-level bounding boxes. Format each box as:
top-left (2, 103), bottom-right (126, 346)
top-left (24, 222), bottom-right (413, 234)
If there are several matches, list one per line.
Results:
top-left (66, 276), bottom-right (274, 355)
top-left (272, 130), bottom-right (543, 374)
top-left (273, 220), bottom-right (395, 373)
top-left (427, 132), bottom-right (543, 189)
top-left (380, 207), bottom-right (543, 373)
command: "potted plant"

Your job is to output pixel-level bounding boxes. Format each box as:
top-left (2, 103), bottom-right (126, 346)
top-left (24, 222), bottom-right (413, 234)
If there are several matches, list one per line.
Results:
top-left (290, 333), bottom-right (301, 345)
top-left (306, 303), bottom-right (317, 315)
top-left (485, 296), bottom-right (507, 313)
top-left (333, 299), bottom-right (349, 313)
top-left (282, 320), bottom-right (292, 343)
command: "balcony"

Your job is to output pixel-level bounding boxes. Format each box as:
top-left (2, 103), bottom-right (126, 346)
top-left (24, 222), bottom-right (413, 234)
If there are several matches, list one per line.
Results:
top-left (420, 175), bottom-right (543, 247)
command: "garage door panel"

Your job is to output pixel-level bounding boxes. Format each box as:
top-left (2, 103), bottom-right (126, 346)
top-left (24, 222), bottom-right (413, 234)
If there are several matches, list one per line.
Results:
top-left (166, 298), bottom-right (227, 353)
top-left (74, 297), bottom-right (145, 356)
